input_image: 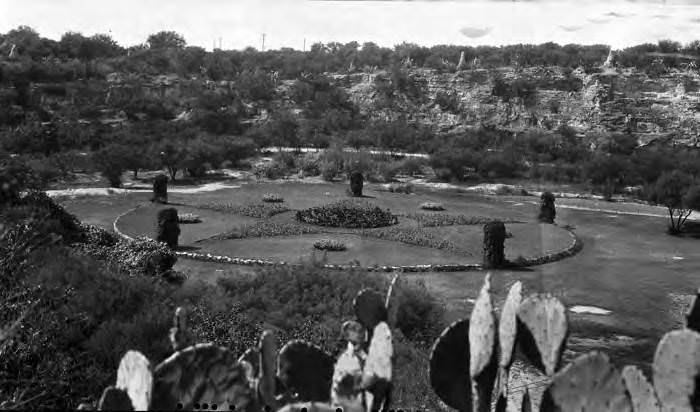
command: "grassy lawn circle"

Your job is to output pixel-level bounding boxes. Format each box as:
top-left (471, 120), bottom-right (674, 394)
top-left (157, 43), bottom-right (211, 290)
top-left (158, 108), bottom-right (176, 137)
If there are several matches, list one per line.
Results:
top-left (111, 183), bottom-right (579, 268)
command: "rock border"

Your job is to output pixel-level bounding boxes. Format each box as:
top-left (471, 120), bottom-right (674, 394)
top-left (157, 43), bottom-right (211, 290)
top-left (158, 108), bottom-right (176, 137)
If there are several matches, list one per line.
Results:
top-left (113, 207), bottom-right (582, 272)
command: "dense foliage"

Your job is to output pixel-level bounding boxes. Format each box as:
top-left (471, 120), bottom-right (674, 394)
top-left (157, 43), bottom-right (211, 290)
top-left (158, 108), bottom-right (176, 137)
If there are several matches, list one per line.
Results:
top-left (296, 201), bottom-right (398, 229)
top-left (312, 239), bottom-right (347, 252)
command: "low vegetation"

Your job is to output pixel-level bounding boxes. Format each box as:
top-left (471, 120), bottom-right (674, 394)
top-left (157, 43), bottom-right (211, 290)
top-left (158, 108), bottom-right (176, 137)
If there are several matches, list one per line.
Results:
top-left (296, 201), bottom-right (398, 229)
top-left (195, 202), bottom-right (290, 219)
top-left (419, 202), bottom-right (445, 211)
top-left (312, 239), bottom-right (347, 251)
top-left (364, 226), bottom-right (467, 255)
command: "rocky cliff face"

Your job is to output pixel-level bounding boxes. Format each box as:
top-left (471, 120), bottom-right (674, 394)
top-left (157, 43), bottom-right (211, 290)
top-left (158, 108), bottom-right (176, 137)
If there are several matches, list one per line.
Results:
top-left (336, 66), bottom-right (700, 145)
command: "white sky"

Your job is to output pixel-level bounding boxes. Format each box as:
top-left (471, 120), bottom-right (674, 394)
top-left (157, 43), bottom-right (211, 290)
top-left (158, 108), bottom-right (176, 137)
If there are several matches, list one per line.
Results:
top-left (3, 0), bottom-right (700, 51)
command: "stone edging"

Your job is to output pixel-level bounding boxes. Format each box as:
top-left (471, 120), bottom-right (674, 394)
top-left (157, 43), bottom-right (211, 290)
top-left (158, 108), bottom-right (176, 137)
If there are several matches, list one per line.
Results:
top-left (514, 226), bottom-right (583, 267)
top-left (113, 207), bottom-right (582, 272)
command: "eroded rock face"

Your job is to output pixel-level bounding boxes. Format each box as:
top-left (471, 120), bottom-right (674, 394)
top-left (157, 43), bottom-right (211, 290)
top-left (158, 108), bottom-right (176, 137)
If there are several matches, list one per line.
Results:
top-left (337, 66), bottom-right (700, 145)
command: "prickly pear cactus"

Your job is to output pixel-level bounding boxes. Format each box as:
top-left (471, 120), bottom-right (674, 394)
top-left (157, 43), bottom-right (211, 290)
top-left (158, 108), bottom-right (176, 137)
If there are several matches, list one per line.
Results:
top-left (98, 386), bottom-right (134, 411)
top-left (429, 319), bottom-right (471, 412)
top-left (621, 365), bottom-right (661, 412)
top-left (686, 289), bottom-right (700, 333)
top-left (469, 274), bottom-right (498, 412)
top-left (542, 351), bottom-right (632, 412)
top-left (517, 294), bottom-right (568, 376)
top-left (150, 343), bottom-right (255, 412)
top-left (496, 281), bottom-right (522, 409)
top-left (652, 329), bottom-right (700, 411)
top-left (277, 340), bottom-right (335, 403)
top-left (116, 350), bottom-right (152, 411)
top-left (276, 401), bottom-right (339, 412)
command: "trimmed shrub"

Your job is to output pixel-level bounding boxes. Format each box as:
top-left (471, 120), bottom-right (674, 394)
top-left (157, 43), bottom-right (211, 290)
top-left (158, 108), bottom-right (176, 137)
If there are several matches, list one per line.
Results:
top-left (313, 239), bottom-right (347, 251)
top-left (156, 208), bottom-right (180, 249)
top-left (538, 191), bottom-right (556, 223)
top-left (420, 202), bottom-right (445, 211)
top-left (152, 174), bottom-right (168, 204)
top-left (483, 220), bottom-right (506, 269)
top-left (349, 170), bottom-right (364, 197)
top-left (296, 201), bottom-right (398, 229)
top-left (262, 193), bottom-right (284, 203)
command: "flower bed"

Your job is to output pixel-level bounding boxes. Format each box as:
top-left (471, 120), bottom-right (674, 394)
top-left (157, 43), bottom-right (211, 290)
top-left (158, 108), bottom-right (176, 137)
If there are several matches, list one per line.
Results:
top-left (221, 221), bottom-right (318, 239)
top-left (178, 213), bottom-right (202, 224)
top-left (313, 239), bottom-right (347, 251)
top-left (408, 213), bottom-right (519, 227)
top-left (364, 227), bottom-right (467, 255)
top-left (296, 201), bottom-right (398, 229)
top-left (262, 193), bottom-right (284, 203)
top-left (419, 202), bottom-right (445, 211)
top-left (195, 202), bottom-right (290, 218)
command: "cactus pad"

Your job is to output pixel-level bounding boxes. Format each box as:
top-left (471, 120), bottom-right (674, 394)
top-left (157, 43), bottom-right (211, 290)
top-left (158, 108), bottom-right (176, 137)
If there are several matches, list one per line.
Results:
top-left (353, 288), bottom-right (388, 337)
top-left (429, 319), bottom-right (471, 411)
top-left (258, 330), bottom-right (278, 408)
top-left (517, 294), bottom-right (567, 376)
top-left (686, 289), bottom-right (700, 333)
top-left (652, 329), bottom-right (700, 411)
top-left (385, 273), bottom-right (402, 328)
top-left (499, 281), bottom-right (522, 369)
top-left (543, 351), bottom-right (632, 412)
top-left (469, 274), bottom-right (498, 412)
top-left (169, 307), bottom-right (191, 352)
top-left (621, 365), bottom-right (660, 412)
top-left (151, 343), bottom-right (254, 411)
top-left (277, 340), bottom-right (335, 403)
top-left (98, 387), bottom-right (133, 411)
top-left (237, 348), bottom-right (259, 374)
top-left (116, 350), bottom-right (152, 411)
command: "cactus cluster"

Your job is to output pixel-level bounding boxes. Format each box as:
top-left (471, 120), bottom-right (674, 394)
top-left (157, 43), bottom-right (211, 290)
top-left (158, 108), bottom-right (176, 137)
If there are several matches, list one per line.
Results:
top-left (90, 277), bottom-right (402, 411)
top-left (428, 274), bottom-right (700, 412)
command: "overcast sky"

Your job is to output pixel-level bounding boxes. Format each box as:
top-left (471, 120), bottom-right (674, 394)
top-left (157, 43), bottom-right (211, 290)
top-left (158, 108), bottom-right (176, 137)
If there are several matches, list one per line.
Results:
top-left (2, 0), bottom-right (700, 51)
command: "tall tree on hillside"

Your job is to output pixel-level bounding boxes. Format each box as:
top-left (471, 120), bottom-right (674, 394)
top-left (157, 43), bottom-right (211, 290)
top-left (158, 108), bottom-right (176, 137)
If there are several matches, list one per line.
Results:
top-left (147, 31), bottom-right (186, 50)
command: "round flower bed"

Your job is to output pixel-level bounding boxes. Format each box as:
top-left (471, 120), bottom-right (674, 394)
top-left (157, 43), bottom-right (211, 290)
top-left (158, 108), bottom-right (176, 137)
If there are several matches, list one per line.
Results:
top-left (262, 193), bottom-right (284, 203)
top-left (420, 202), bottom-right (445, 211)
top-left (313, 239), bottom-right (347, 251)
top-left (296, 200), bottom-right (398, 229)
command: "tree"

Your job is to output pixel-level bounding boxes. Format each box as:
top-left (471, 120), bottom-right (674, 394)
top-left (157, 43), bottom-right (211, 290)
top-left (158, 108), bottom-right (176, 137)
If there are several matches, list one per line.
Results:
top-left (653, 170), bottom-right (696, 234)
top-left (147, 31), bottom-right (186, 50)
top-left (585, 153), bottom-right (631, 200)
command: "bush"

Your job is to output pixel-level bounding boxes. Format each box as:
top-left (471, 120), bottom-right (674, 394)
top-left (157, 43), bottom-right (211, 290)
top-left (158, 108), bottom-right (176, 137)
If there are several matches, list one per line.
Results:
top-left (262, 193), bottom-right (284, 203)
top-left (313, 239), bottom-right (347, 251)
top-left (298, 153), bottom-right (321, 177)
top-left (385, 183), bottom-right (414, 194)
top-left (420, 202), bottom-right (445, 211)
top-left (296, 201), bottom-right (398, 228)
top-left (320, 160), bottom-right (341, 181)
top-left (74, 236), bottom-right (178, 279)
top-left (253, 161), bottom-right (287, 180)
top-left (0, 247), bottom-right (178, 410)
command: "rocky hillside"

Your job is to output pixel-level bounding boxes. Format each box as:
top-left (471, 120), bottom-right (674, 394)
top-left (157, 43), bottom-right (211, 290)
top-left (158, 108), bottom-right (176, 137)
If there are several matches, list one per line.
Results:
top-left (332, 65), bottom-right (700, 146)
